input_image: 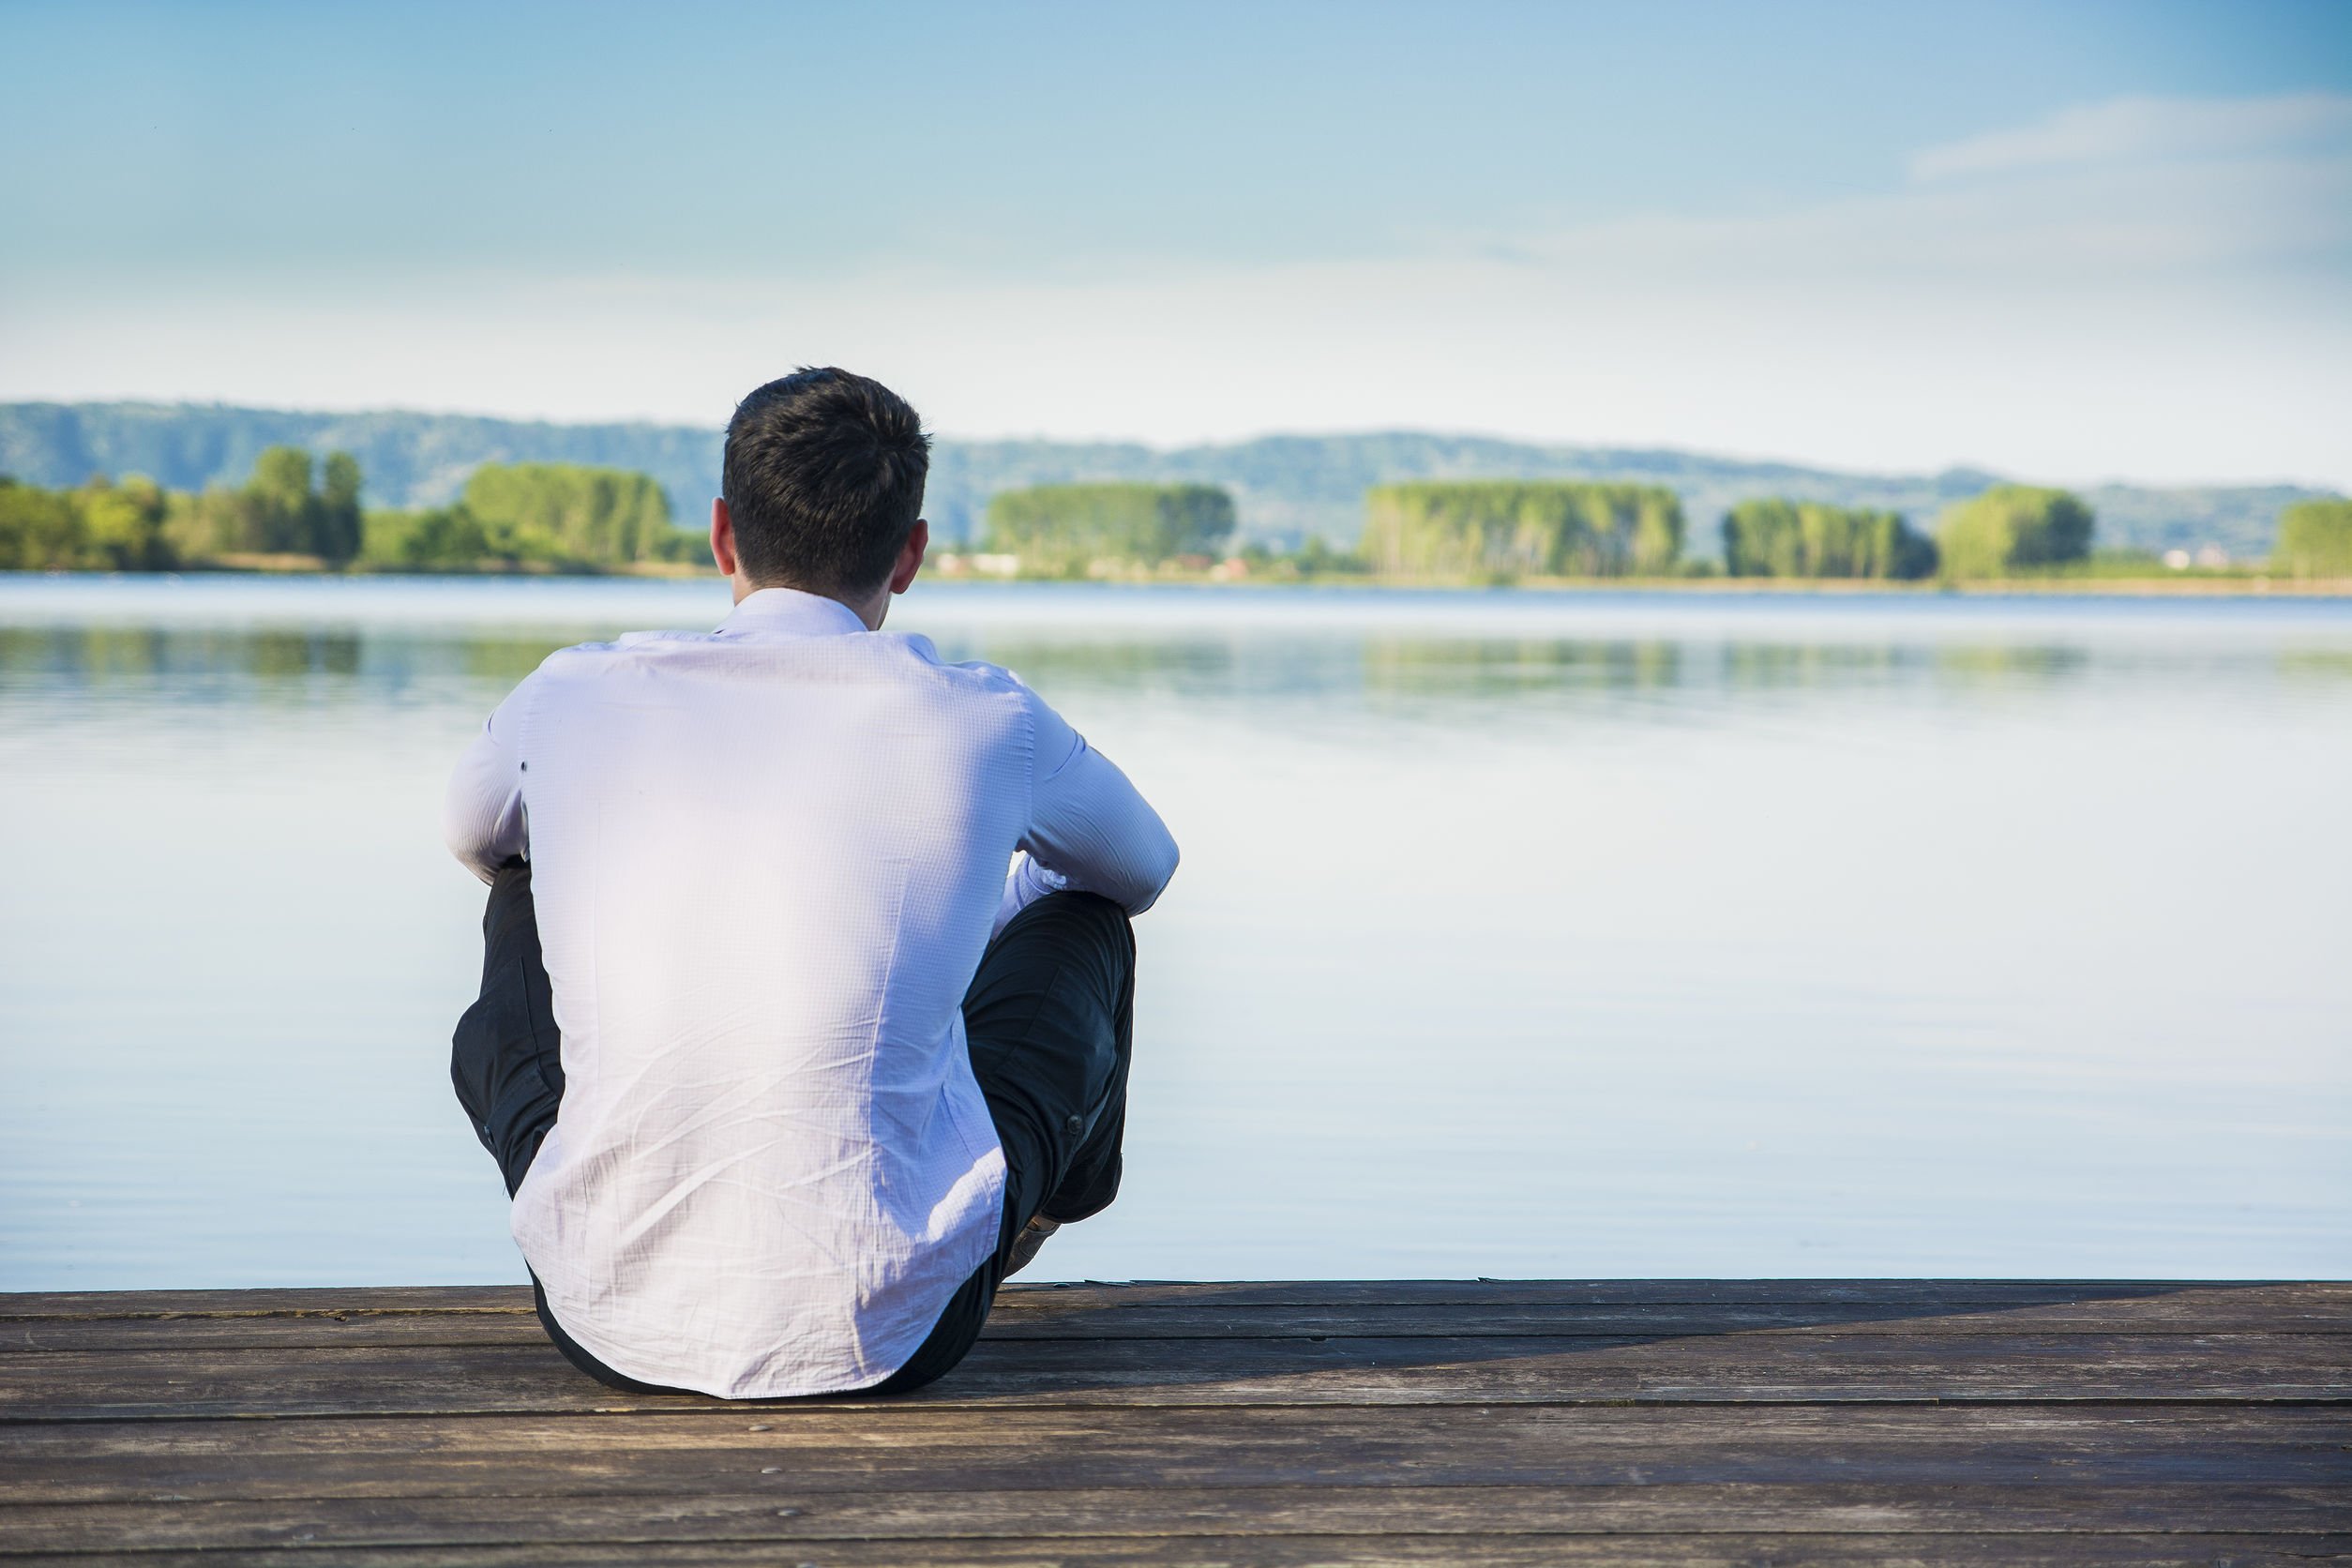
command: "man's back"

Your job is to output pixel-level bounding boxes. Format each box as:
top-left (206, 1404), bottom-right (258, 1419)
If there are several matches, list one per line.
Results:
top-left (445, 588), bottom-right (1175, 1395)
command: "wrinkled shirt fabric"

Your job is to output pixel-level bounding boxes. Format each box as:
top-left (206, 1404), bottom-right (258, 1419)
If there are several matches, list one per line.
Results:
top-left (442, 587), bottom-right (1177, 1397)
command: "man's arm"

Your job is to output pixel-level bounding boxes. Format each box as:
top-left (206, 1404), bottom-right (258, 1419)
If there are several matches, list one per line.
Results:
top-left (443, 685), bottom-right (530, 883)
top-left (998, 693), bottom-right (1178, 936)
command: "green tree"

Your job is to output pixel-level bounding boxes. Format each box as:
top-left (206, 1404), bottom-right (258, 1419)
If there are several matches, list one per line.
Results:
top-left (1722, 499), bottom-right (1937, 580)
top-left (74, 475), bottom-right (173, 570)
top-left (1360, 481), bottom-right (1683, 579)
top-left (1292, 535), bottom-right (1365, 576)
top-left (0, 473), bottom-right (177, 571)
top-left (460, 462), bottom-right (679, 566)
top-left (128, 446), bottom-right (369, 565)
top-left (160, 446), bottom-right (344, 560)
top-left (0, 476), bottom-right (86, 569)
top-left (166, 483), bottom-right (235, 559)
top-left (1935, 485), bottom-right (2094, 579)
top-left (246, 446), bottom-right (323, 554)
top-left (2272, 498), bottom-right (2352, 579)
top-left (316, 451), bottom-right (364, 565)
top-left (249, 446), bottom-right (312, 508)
top-left (360, 504), bottom-right (495, 570)
top-left (984, 483), bottom-right (1236, 575)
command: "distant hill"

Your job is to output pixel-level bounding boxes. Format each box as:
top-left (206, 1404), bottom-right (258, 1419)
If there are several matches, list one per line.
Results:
top-left (0, 401), bottom-right (2329, 560)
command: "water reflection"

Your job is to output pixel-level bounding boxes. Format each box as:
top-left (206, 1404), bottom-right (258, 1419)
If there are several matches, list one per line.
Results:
top-left (1359, 638), bottom-right (1685, 699)
top-left (3, 619), bottom-right (2336, 708)
top-left (4, 579), bottom-right (2347, 1289)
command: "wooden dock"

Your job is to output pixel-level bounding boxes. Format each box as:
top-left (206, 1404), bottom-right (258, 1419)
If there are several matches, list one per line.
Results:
top-left (2, 1279), bottom-right (2346, 1564)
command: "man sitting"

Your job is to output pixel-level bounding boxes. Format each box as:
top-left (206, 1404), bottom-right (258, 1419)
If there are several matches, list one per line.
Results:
top-left (443, 368), bottom-right (1178, 1397)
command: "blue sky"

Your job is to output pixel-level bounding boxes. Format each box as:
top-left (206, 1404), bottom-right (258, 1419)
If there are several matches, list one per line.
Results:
top-left (4, 0), bottom-right (2348, 484)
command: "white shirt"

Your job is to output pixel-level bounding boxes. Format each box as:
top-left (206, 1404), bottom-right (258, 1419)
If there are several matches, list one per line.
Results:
top-left (442, 587), bottom-right (1178, 1397)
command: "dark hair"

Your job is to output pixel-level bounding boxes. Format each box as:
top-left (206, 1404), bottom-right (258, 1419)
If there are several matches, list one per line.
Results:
top-left (721, 368), bottom-right (929, 596)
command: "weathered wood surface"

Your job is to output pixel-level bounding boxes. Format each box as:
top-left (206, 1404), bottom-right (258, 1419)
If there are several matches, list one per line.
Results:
top-left (1, 1280), bottom-right (2345, 1565)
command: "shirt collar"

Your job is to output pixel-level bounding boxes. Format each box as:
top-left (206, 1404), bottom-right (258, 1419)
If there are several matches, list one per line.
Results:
top-left (715, 587), bottom-right (872, 639)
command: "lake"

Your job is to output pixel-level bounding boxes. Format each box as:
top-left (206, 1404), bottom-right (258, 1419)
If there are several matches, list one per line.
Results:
top-left (3, 574), bottom-right (2347, 1289)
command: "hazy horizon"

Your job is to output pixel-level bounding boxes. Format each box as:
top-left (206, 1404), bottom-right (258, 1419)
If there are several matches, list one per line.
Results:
top-left (8, 394), bottom-right (2338, 496)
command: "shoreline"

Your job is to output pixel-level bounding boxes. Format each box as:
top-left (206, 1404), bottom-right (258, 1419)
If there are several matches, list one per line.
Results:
top-left (6, 565), bottom-right (2349, 598)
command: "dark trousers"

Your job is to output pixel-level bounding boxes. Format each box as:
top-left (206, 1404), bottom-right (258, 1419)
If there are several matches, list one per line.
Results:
top-left (451, 861), bottom-right (1136, 1396)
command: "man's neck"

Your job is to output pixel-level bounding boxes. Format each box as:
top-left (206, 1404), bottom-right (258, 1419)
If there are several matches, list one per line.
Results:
top-left (731, 574), bottom-right (889, 630)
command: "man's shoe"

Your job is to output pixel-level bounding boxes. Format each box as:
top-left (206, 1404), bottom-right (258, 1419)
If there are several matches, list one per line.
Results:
top-left (1003, 1216), bottom-right (1061, 1278)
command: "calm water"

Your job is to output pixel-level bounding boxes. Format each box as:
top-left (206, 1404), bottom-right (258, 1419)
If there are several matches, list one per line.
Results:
top-left (4, 575), bottom-right (2348, 1288)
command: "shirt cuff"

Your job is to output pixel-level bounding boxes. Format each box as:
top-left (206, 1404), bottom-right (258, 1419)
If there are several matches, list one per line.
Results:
top-left (991, 855), bottom-right (1070, 940)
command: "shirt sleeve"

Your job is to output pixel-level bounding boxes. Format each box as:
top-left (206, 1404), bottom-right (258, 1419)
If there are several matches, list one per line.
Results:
top-left (1009, 686), bottom-right (1180, 927)
top-left (442, 680), bottom-right (532, 884)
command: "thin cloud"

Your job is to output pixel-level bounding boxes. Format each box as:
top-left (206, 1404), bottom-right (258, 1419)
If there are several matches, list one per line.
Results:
top-left (1909, 92), bottom-right (2352, 182)
top-left (1481, 93), bottom-right (2349, 284)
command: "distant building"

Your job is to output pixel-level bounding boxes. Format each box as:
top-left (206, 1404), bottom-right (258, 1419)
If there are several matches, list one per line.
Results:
top-left (932, 551), bottom-right (1020, 578)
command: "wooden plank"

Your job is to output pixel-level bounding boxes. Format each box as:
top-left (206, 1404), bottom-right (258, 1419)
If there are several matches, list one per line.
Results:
top-left (126, 1310), bottom-right (2352, 1359)
top-left (8, 1293), bottom-right (2348, 1352)
top-left (8, 1483), bottom-right (2349, 1554)
top-left (7, 1535), bottom-right (2346, 1568)
top-left (1010, 1290), bottom-right (2352, 1337)
top-left (0, 1287), bottom-right (534, 1320)
top-left (8, 1279), bottom-right (2336, 1320)
top-left (4, 1406), bottom-right (2345, 1505)
top-left (993, 1281), bottom-right (2352, 1312)
top-left (1, 1334), bottom-right (2344, 1421)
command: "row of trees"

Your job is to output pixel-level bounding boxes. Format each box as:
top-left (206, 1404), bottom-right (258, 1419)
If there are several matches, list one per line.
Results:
top-left (1357, 481), bottom-right (2103, 581)
top-left (2274, 499), bottom-right (2352, 579)
top-left (1361, 482), bottom-right (1686, 579)
top-left (366, 462), bottom-right (694, 570)
top-left (961, 477), bottom-right (2351, 584)
top-left (982, 483), bottom-right (1236, 575)
top-left (174, 448), bottom-right (367, 564)
top-left (0, 450), bottom-right (700, 573)
top-left (0, 451), bottom-right (368, 573)
top-left (0, 474), bottom-right (176, 571)
top-left (1723, 486), bottom-right (2099, 580)
top-left (1723, 500), bottom-right (1939, 580)
top-left (1933, 486), bottom-right (2095, 579)
top-left (8, 459), bottom-right (2348, 584)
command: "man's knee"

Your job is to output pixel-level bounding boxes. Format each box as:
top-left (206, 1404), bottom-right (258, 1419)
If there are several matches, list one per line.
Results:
top-left (973, 891), bottom-right (1134, 1042)
top-left (998, 890), bottom-right (1134, 972)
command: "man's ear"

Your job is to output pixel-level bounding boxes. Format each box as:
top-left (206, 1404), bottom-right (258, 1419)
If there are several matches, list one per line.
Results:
top-left (711, 498), bottom-right (739, 578)
top-left (889, 519), bottom-right (929, 596)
